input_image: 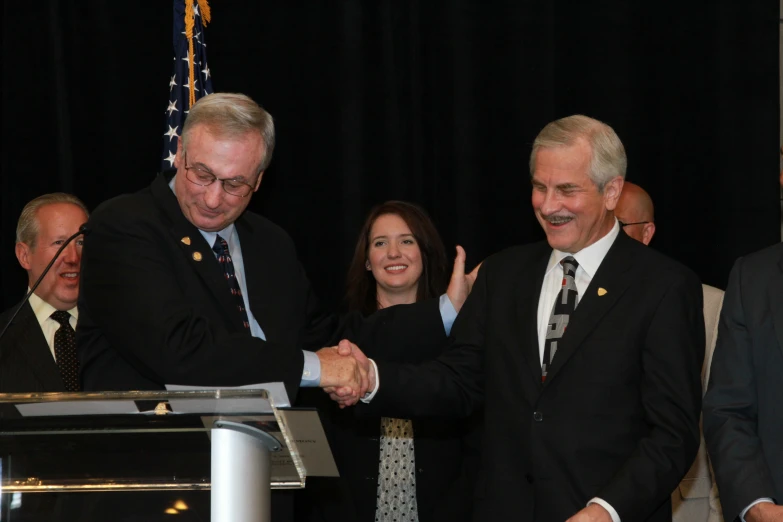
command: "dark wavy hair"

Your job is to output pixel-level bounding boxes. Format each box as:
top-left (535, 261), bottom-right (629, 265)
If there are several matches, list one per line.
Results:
top-left (345, 201), bottom-right (449, 316)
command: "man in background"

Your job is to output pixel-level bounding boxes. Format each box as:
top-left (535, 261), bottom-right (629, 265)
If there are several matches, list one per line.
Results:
top-left (613, 181), bottom-right (656, 245)
top-left (616, 181), bottom-right (724, 522)
top-left (0, 193), bottom-right (88, 392)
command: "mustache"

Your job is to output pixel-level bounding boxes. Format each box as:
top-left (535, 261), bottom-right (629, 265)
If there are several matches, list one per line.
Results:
top-left (541, 213), bottom-right (574, 225)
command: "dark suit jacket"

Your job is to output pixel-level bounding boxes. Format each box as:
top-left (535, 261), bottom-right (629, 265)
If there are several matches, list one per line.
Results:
top-left (76, 173), bottom-right (335, 399)
top-left (302, 300), bottom-right (479, 522)
top-left (361, 232), bottom-right (705, 522)
top-left (703, 244), bottom-right (783, 521)
top-left (0, 300), bottom-right (66, 393)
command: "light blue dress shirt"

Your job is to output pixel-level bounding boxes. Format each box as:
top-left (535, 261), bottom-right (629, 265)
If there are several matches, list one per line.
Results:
top-left (168, 175), bottom-right (321, 385)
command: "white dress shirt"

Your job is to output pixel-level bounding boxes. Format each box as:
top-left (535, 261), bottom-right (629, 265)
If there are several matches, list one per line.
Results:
top-left (536, 220), bottom-right (620, 364)
top-left (536, 219), bottom-right (622, 522)
top-left (28, 291), bottom-right (78, 362)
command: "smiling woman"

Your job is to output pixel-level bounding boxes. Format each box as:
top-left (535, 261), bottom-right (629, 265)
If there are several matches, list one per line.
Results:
top-left (345, 201), bottom-right (448, 315)
top-left (301, 201), bottom-right (476, 522)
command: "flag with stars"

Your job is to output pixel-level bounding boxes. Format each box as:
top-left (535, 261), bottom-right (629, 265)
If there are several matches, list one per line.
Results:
top-left (162, 0), bottom-right (214, 170)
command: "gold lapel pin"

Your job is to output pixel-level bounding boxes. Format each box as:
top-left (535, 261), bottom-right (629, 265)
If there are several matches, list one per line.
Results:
top-left (193, 252), bottom-right (203, 261)
top-left (181, 236), bottom-right (191, 246)
top-left (597, 287), bottom-right (608, 296)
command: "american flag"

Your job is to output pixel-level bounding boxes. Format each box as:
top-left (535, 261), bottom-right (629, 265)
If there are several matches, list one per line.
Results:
top-left (161, 0), bottom-right (214, 170)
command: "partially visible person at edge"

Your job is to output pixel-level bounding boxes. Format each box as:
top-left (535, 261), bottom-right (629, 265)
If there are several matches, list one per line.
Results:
top-left (701, 150), bottom-right (783, 522)
top-left (300, 201), bottom-right (481, 522)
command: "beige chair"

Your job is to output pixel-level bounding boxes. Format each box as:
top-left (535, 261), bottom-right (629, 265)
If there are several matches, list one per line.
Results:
top-left (671, 284), bottom-right (724, 522)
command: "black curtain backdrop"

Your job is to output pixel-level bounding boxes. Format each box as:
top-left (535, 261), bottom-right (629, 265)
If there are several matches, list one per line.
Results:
top-left (0, 1), bottom-right (779, 312)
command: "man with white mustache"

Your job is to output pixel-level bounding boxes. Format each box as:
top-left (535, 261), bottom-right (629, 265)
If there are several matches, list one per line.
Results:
top-left (0, 193), bottom-right (89, 392)
top-left (343, 115), bottom-right (705, 522)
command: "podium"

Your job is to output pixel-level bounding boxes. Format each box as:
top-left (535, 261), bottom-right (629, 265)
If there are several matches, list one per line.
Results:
top-left (0, 389), bottom-right (322, 522)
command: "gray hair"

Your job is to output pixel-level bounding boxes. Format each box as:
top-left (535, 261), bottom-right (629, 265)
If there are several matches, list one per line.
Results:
top-left (16, 193), bottom-right (89, 247)
top-left (181, 92), bottom-right (276, 173)
top-left (529, 115), bottom-right (627, 191)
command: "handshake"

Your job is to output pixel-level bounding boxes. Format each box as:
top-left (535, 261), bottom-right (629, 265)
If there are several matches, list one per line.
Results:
top-left (316, 340), bottom-right (375, 407)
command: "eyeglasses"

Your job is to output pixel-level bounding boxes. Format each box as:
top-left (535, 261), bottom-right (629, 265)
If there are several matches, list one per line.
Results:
top-left (619, 220), bottom-right (651, 228)
top-left (182, 156), bottom-right (257, 198)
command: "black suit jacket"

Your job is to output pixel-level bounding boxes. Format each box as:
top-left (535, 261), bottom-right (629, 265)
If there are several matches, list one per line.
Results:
top-left (302, 300), bottom-right (478, 522)
top-left (703, 244), bottom-right (783, 521)
top-left (0, 301), bottom-right (66, 393)
top-left (77, 173), bottom-right (334, 399)
top-left (361, 232), bottom-right (705, 522)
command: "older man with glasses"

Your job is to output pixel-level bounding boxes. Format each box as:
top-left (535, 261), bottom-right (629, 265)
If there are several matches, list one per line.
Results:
top-left (77, 92), bottom-right (372, 403)
top-left (76, 92), bottom-right (480, 522)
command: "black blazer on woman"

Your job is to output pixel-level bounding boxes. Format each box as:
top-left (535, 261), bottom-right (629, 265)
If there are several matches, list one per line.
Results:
top-left (301, 299), bottom-right (479, 522)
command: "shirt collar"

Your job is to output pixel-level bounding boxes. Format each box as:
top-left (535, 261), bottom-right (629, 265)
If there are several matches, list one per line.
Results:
top-left (169, 173), bottom-right (237, 249)
top-left (545, 219), bottom-right (621, 278)
top-left (28, 291), bottom-right (78, 328)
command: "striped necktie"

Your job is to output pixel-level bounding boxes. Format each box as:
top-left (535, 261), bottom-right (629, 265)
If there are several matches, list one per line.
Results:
top-left (212, 235), bottom-right (251, 331)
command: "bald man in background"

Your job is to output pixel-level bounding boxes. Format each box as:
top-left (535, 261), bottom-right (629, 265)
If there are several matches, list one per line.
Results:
top-left (615, 182), bottom-right (724, 522)
top-left (613, 182), bottom-right (656, 246)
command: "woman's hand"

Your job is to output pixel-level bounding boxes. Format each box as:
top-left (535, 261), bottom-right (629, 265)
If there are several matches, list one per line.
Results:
top-left (446, 245), bottom-right (482, 312)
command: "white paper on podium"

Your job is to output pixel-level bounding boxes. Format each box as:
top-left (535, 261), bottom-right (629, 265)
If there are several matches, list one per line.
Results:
top-left (277, 409), bottom-right (339, 477)
top-left (16, 401), bottom-right (140, 417)
top-left (164, 382), bottom-right (290, 414)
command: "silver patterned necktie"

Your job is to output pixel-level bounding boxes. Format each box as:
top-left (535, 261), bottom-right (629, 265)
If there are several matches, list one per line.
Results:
top-left (542, 256), bottom-right (579, 382)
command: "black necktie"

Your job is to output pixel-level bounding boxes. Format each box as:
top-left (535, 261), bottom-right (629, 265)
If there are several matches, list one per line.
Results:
top-left (542, 256), bottom-right (579, 383)
top-left (51, 310), bottom-right (80, 391)
top-left (212, 235), bottom-right (251, 332)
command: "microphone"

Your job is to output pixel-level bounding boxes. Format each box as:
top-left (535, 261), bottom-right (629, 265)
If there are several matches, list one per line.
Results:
top-left (0, 224), bottom-right (91, 343)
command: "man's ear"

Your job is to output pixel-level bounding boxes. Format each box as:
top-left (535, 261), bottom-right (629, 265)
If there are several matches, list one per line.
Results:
top-left (642, 223), bottom-right (656, 246)
top-left (603, 177), bottom-right (624, 211)
top-left (253, 171), bottom-right (265, 192)
top-left (173, 138), bottom-right (184, 169)
top-left (15, 242), bottom-right (31, 270)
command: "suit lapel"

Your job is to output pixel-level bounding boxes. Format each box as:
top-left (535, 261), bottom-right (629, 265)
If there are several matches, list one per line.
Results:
top-left (13, 303), bottom-right (66, 391)
top-left (151, 174), bottom-right (244, 329)
top-left (768, 257), bottom-right (783, 358)
top-left (543, 232), bottom-right (635, 385)
top-left (516, 243), bottom-right (551, 387)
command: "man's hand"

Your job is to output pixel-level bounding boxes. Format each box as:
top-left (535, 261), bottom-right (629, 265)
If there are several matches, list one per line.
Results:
top-left (565, 504), bottom-right (613, 522)
top-left (320, 341), bottom-right (375, 408)
top-left (747, 503), bottom-right (783, 522)
top-left (446, 245), bottom-right (482, 313)
top-left (317, 341), bottom-right (369, 404)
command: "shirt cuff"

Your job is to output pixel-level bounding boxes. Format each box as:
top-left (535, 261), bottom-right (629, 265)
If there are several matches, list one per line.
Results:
top-left (440, 293), bottom-right (458, 335)
top-left (741, 498), bottom-right (775, 521)
top-left (588, 498), bottom-right (620, 522)
top-left (299, 350), bottom-right (321, 387)
top-left (360, 359), bottom-right (380, 403)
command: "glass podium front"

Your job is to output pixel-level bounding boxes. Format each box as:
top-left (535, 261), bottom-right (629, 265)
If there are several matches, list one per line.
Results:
top-left (0, 390), bottom-right (305, 521)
